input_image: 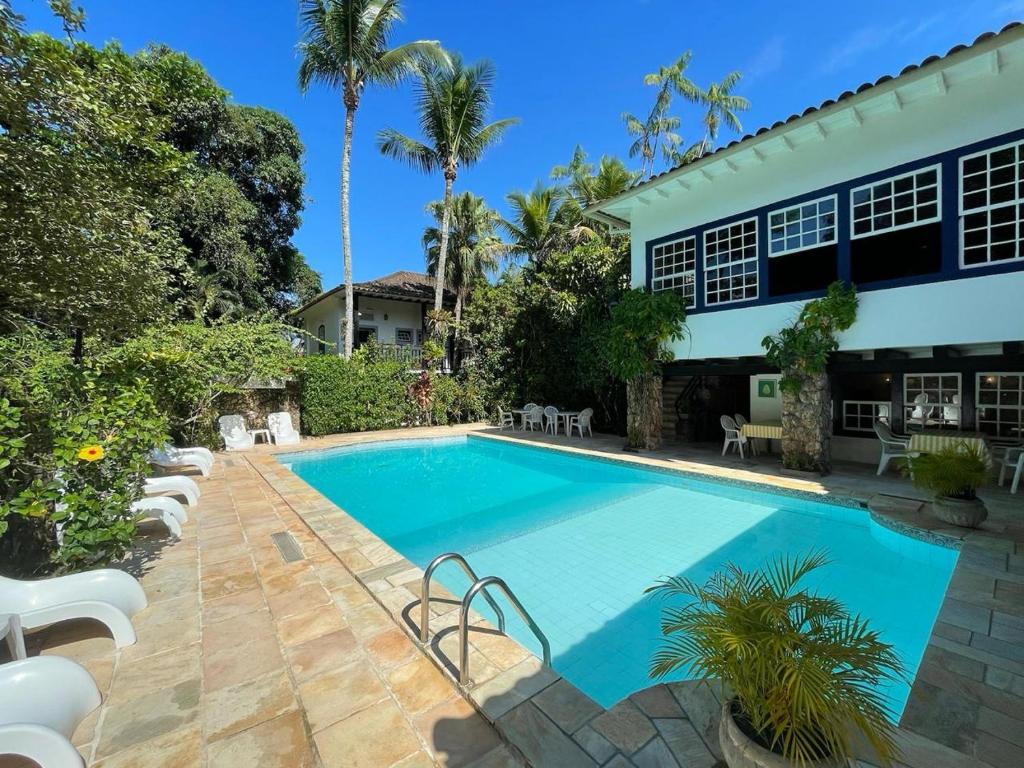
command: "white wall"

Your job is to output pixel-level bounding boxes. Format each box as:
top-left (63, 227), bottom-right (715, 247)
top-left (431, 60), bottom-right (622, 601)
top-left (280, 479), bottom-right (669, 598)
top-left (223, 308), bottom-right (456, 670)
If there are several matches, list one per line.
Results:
top-left (748, 374), bottom-right (782, 422)
top-left (298, 295), bottom-right (426, 355)
top-left (300, 294), bottom-right (343, 355)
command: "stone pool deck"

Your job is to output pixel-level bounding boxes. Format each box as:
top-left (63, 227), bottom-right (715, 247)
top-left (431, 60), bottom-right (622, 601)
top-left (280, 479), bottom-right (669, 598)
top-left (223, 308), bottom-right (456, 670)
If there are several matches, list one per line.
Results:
top-left (11, 424), bottom-right (1024, 767)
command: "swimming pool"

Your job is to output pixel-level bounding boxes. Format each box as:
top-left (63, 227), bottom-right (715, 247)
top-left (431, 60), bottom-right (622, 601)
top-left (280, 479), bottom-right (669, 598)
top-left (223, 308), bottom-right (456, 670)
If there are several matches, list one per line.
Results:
top-left (281, 435), bottom-right (958, 716)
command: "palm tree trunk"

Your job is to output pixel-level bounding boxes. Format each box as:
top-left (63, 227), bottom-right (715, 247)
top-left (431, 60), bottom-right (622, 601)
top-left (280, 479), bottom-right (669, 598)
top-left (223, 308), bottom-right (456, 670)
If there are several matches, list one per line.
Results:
top-left (341, 104), bottom-right (355, 358)
top-left (433, 173), bottom-right (454, 317)
top-left (454, 290), bottom-right (463, 324)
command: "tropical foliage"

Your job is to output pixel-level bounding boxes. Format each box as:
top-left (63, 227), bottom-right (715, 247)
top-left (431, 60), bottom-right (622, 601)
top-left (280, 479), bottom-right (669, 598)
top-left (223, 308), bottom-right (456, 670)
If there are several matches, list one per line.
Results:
top-left (907, 444), bottom-right (989, 500)
top-left (298, 0), bottom-right (444, 356)
top-left (378, 53), bottom-right (517, 316)
top-left (648, 552), bottom-right (903, 767)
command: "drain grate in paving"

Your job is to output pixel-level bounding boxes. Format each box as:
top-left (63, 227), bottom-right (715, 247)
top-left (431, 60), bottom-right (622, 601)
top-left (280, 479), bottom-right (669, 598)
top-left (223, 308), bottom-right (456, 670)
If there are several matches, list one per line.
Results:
top-left (270, 531), bottom-right (305, 562)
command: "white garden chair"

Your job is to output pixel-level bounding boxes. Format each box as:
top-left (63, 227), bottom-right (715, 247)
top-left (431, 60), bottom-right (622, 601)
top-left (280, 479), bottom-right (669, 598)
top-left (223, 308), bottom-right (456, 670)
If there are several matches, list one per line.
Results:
top-left (522, 405), bottom-right (544, 432)
top-left (131, 496), bottom-right (188, 538)
top-left (149, 443), bottom-right (213, 477)
top-left (942, 395), bottom-right (961, 426)
top-left (268, 411), bottom-right (301, 446)
top-left (497, 407), bottom-right (515, 430)
top-left (218, 415), bottom-right (255, 451)
top-left (733, 413), bottom-right (758, 456)
top-left (873, 421), bottom-right (912, 476)
top-left (997, 446), bottom-right (1024, 494)
top-left (570, 407), bottom-right (594, 438)
top-left (907, 394), bottom-right (935, 429)
top-left (0, 655), bottom-right (101, 768)
top-left (144, 475), bottom-right (200, 507)
top-left (0, 567), bottom-right (147, 649)
top-left (720, 415), bottom-right (746, 459)
top-left (543, 406), bottom-right (560, 435)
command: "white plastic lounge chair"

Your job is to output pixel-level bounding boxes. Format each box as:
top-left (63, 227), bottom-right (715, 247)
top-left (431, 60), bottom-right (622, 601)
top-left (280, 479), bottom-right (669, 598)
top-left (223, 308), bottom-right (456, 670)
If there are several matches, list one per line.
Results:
top-left (720, 415), bottom-right (746, 459)
top-left (131, 496), bottom-right (187, 538)
top-left (218, 414), bottom-right (255, 451)
top-left (523, 405), bottom-right (544, 432)
top-left (497, 407), bottom-right (514, 431)
top-left (543, 406), bottom-right (559, 435)
top-left (149, 444), bottom-right (213, 477)
top-left (570, 407), bottom-right (594, 438)
top-left (3, 613), bottom-right (27, 660)
top-left (873, 421), bottom-right (911, 476)
top-left (0, 655), bottom-right (101, 768)
top-left (144, 475), bottom-right (200, 507)
top-left (0, 567), bottom-right (147, 649)
top-left (998, 446), bottom-right (1024, 494)
top-left (267, 411), bottom-right (301, 446)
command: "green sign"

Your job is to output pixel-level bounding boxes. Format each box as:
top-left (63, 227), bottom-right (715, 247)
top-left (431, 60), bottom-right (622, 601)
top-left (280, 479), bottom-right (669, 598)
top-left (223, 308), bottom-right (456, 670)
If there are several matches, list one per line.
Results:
top-left (757, 379), bottom-right (776, 399)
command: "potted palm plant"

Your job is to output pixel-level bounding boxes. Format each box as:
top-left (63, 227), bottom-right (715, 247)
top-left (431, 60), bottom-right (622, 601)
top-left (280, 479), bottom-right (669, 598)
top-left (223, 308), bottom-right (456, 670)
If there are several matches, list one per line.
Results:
top-left (906, 443), bottom-right (989, 528)
top-left (647, 552), bottom-right (903, 768)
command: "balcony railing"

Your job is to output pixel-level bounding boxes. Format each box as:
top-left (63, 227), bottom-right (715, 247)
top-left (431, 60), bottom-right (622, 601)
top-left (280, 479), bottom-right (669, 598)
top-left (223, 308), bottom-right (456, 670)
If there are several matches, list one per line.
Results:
top-left (377, 343), bottom-right (452, 372)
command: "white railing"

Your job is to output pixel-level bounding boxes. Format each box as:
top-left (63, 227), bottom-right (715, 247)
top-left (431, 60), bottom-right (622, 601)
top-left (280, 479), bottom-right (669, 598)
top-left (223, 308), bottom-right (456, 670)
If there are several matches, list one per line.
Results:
top-left (842, 400), bottom-right (891, 432)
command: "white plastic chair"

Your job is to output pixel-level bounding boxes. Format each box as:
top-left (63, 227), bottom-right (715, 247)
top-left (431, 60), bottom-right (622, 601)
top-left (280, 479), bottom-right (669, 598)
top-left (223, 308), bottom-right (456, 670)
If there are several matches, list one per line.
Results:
top-left (497, 407), bottom-right (515, 431)
top-left (131, 496), bottom-right (187, 538)
top-left (998, 447), bottom-right (1024, 494)
top-left (874, 421), bottom-right (911, 476)
top-left (907, 394), bottom-right (935, 429)
top-left (218, 415), bottom-right (255, 451)
top-left (268, 411), bottom-right (301, 446)
top-left (144, 475), bottom-right (200, 507)
top-left (942, 395), bottom-right (961, 426)
top-left (523, 405), bottom-right (544, 432)
top-left (570, 408), bottom-right (594, 438)
top-left (149, 443), bottom-right (213, 477)
top-left (543, 406), bottom-right (559, 435)
top-left (0, 568), bottom-right (147, 649)
top-left (0, 656), bottom-right (101, 768)
top-left (720, 415), bottom-right (746, 459)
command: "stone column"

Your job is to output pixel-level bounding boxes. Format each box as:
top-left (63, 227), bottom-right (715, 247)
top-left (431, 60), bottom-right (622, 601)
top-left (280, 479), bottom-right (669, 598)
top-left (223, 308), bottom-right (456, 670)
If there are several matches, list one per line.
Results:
top-left (626, 373), bottom-right (663, 450)
top-left (780, 372), bottom-right (832, 474)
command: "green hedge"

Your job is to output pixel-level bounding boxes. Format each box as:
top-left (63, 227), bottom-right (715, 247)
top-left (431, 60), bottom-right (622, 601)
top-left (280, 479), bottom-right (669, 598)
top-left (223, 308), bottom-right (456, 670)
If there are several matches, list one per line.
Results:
top-left (299, 356), bottom-right (485, 435)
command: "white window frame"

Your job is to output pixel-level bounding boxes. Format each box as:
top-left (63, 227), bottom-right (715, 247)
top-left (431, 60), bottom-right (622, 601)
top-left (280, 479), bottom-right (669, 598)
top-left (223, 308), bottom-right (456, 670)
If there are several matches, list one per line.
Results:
top-left (958, 138), bottom-right (1024, 270)
top-left (842, 400), bottom-right (892, 432)
top-left (903, 372), bottom-right (962, 428)
top-left (651, 235), bottom-right (696, 307)
top-left (768, 194), bottom-right (838, 257)
top-left (703, 216), bottom-right (759, 307)
top-left (850, 165), bottom-right (942, 240)
top-left (976, 372), bottom-right (1024, 438)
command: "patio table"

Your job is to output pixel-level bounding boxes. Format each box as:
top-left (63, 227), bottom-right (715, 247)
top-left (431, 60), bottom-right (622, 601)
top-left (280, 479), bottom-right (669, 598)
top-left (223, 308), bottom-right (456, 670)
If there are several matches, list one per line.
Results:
top-left (741, 422), bottom-right (783, 441)
top-left (248, 428), bottom-right (271, 445)
top-left (908, 431), bottom-right (991, 462)
top-left (511, 408), bottom-right (534, 430)
top-left (556, 410), bottom-right (580, 435)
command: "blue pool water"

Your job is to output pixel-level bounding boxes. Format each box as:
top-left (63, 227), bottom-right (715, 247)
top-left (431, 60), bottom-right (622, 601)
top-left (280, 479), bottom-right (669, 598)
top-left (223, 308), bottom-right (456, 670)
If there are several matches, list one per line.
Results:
top-left (281, 436), bottom-right (958, 715)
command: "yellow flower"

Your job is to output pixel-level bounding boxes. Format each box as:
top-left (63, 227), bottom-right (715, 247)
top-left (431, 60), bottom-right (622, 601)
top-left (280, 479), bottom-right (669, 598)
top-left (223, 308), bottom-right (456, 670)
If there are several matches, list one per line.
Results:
top-left (77, 444), bottom-right (105, 462)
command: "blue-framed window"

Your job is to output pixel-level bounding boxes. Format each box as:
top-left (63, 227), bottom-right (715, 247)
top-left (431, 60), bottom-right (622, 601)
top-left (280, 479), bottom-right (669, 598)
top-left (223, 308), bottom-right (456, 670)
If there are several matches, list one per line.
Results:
top-left (651, 235), bottom-right (696, 307)
top-left (850, 165), bottom-right (940, 238)
top-left (960, 138), bottom-right (1023, 268)
top-left (769, 195), bottom-right (837, 256)
top-left (704, 217), bottom-right (758, 306)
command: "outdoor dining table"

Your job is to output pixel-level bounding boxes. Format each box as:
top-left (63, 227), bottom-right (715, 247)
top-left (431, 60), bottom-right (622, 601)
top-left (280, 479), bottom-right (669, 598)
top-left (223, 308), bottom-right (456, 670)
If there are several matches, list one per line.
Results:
top-left (556, 410), bottom-right (580, 435)
top-left (510, 408), bottom-right (532, 430)
top-left (740, 421), bottom-right (784, 441)
top-left (907, 430), bottom-right (991, 462)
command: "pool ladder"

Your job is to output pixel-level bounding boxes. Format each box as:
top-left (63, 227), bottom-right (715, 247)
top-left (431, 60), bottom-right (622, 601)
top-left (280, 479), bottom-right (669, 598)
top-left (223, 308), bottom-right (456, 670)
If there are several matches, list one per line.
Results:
top-left (420, 552), bottom-right (552, 686)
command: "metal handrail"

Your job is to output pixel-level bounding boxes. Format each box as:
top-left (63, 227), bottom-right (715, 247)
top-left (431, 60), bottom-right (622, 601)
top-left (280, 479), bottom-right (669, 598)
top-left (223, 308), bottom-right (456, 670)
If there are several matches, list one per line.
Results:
top-left (420, 553), bottom-right (505, 643)
top-left (459, 576), bottom-right (551, 686)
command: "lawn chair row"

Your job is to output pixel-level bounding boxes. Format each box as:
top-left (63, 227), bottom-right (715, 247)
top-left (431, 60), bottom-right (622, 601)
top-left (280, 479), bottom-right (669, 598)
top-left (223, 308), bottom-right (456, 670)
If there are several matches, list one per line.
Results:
top-left (0, 443), bottom-right (213, 766)
top-left (218, 412), bottom-right (300, 451)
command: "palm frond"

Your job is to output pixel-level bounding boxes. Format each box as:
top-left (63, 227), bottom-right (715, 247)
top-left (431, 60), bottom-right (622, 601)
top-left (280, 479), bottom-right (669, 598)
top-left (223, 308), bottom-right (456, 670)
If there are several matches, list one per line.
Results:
top-left (376, 128), bottom-right (438, 173)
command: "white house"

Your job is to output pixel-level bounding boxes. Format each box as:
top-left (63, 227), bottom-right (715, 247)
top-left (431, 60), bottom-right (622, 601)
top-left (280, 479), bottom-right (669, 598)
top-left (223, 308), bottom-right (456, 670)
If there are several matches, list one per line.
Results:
top-left (293, 270), bottom-right (456, 370)
top-left (586, 23), bottom-right (1024, 463)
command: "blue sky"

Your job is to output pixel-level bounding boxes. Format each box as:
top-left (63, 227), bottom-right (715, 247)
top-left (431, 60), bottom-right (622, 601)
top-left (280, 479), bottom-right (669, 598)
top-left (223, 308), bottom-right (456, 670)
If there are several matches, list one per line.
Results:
top-left (23, 0), bottom-right (1024, 290)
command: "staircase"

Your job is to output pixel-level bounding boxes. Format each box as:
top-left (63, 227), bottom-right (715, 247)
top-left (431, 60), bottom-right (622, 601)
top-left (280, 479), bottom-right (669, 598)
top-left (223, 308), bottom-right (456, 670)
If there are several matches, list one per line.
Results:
top-left (661, 376), bottom-right (692, 442)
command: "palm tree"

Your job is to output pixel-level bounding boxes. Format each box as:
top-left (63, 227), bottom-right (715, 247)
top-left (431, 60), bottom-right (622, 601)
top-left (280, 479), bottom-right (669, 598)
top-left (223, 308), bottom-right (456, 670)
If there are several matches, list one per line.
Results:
top-left (422, 192), bottom-right (500, 322)
top-left (552, 145), bottom-right (637, 208)
top-left (623, 106), bottom-right (681, 180)
top-left (697, 71), bottom-right (750, 156)
top-left (297, 0), bottom-right (445, 357)
top-left (500, 183), bottom-right (594, 263)
top-left (378, 54), bottom-right (517, 317)
top-left (643, 51), bottom-right (699, 165)
top-left (188, 262), bottom-right (243, 325)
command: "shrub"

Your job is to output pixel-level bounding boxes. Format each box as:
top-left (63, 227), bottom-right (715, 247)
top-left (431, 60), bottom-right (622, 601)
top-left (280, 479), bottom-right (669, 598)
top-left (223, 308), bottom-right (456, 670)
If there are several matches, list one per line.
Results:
top-left (907, 444), bottom-right (988, 500)
top-left (648, 551), bottom-right (903, 767)
top-left (299, 356), bottom-right (414, 436)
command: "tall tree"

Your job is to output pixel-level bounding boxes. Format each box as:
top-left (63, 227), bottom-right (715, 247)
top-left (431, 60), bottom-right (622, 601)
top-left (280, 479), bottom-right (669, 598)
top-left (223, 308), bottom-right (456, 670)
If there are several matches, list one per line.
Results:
top-left (422, 192), bottom-right (500, 322)
top-left (622, 106), bottom-right (680, 180)
top-left (552, 145), bottom-right (637, 224)
top-left (297, 0), bottom-right (444, 356)
top-left (500, 184), bottom-right (592, 264)
top-left (642, 51), bottom-right (698, 167)
top-left (697, 71), bottom-right (750, 156)
top-left (378, 54), bottom-right (517, 317)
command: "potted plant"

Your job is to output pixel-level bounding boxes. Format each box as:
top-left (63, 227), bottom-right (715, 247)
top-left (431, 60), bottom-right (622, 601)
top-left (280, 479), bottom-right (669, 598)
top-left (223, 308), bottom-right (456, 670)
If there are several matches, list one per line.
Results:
top-left (906, 443), bottom-right (989, 528)
top-left (647, 552), bottom-right (903, 768)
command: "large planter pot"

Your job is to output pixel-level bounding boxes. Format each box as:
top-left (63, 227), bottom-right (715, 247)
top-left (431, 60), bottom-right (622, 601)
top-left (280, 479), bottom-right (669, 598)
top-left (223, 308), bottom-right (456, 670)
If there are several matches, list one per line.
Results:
top-left (719, 701), bottom-right (840, 768)
top-left (930, 496), bottom-right (987, 528)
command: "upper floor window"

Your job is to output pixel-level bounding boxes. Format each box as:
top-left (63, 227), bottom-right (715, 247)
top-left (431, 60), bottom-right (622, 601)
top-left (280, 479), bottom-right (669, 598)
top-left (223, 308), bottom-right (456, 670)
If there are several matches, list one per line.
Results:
top-left (651, 236), bottom-right (696, 307)
top-left (704, 218), bottom-right (758, 306)
top-left (960, 140), bottom-right (1023, 268)
top-left (851, 166), bottom-right (940, 238)
top-left (769, 196), bottom-right (837, 256)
